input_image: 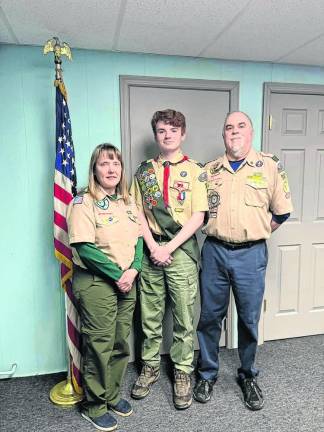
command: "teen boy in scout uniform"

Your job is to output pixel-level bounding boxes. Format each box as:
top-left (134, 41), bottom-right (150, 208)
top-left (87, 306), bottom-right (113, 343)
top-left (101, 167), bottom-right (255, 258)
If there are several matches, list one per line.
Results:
top-left (130, 109), bottom-right (208, 409)
top-left (193, 111), bottom-right (293, 411)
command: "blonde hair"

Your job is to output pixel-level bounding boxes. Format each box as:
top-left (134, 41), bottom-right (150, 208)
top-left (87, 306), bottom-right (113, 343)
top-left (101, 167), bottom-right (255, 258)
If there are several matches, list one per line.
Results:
top-left (87, 143), bottom-right (130, 204)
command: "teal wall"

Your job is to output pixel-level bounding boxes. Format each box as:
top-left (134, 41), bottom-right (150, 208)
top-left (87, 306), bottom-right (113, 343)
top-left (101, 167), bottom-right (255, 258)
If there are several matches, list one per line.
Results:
top-left (1, 44), bottom-right (324, 377)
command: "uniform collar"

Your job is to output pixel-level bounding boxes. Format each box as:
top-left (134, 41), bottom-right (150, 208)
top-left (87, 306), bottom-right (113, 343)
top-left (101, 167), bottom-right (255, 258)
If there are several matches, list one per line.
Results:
top-left (96, 186), bottom-right (122, 201)
top-left (221, 147), bottom-right (258, 171)
top-left (156, 151), bottom-right (184, 166)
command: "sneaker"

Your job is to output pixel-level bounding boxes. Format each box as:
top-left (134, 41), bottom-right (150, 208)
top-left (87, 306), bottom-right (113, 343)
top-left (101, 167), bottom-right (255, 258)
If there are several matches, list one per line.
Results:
top-left (81, 412), bottom-right (117, 431)
top-left (131, 363), bottom-right (160, 399)
top-left (237, 377), bottom-right (264, 411)
top-left (193, 378), bottom-right (216, 403)
top-left (173, 369), bottom-right (192, 410)
top-left (108, 399), bottom-right (133, 417)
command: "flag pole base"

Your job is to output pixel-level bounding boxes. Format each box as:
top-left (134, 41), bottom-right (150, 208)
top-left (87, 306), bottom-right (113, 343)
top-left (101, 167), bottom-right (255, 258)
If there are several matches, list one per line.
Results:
top-left (49, 379), bottom-right (83, 407)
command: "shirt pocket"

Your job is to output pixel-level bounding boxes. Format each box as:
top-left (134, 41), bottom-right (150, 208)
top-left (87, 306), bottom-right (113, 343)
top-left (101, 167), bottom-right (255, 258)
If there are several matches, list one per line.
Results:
top-left (245, 183), bottom-right (268, 208)
top-left (95, 212), bottom-right (119, 226)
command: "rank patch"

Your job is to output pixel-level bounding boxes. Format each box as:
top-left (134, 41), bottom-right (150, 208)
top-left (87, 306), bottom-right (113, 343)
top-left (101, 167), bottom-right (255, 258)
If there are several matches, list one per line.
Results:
top-left (255, 160), bottom-right (263, 167)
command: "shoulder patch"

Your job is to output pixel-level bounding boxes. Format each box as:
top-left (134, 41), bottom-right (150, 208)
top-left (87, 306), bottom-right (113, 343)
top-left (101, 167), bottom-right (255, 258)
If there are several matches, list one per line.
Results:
top-left (73, 196), bottom-right (83, 205)
top-left (187, 158), bottom-right (204, 167)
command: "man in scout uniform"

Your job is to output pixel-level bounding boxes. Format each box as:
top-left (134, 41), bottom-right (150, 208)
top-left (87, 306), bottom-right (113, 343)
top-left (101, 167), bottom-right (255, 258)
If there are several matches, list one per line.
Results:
top-left (130, 109), bottom-right (208, 409)
top-left (193, 111), bottom-right (293, 411)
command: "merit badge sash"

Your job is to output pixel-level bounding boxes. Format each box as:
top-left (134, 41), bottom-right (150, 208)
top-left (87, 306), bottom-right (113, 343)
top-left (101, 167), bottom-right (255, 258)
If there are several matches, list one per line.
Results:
top-left (136, 160), bottom-right (200, 264)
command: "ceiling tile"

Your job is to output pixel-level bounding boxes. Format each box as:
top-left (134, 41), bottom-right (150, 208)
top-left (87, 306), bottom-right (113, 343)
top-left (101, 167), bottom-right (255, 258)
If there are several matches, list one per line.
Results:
top-left (116, 0), bottom-right (250, 56)
top-left (0, 0), bottom-right (121, 49)
top-left (202, 0), bottom-right (324, 63)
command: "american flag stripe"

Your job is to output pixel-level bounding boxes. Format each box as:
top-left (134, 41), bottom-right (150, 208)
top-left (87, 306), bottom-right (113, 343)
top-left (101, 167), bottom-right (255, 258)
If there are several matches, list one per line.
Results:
top-left (54, 238), bottom-right (72, 261)
top-left (54, 211), bottom-right (68, 232)
top-left (54, 182), bottom-right (73, 205)
top-left (54, 82), bottom-right (82, 394)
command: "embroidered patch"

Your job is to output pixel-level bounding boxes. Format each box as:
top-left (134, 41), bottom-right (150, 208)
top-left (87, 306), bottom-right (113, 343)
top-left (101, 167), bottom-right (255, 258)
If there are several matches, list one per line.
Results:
top-left (73, 196), bottom-right (83, 205)
top-left (208, 190), bottom-right (220, 209)
top-left (173, 180), bottom-right (189, 192)
top-left (180, 171), bottom-right (187, 177)
top-left (246, 173), bottom-right (267, 188)
top-left (174, 208), bottom-right (184, 213)
top-left (198, 172), bottom-right (207, 182)
top-left (277, 162), bottom-right (284, 173)
top-left (280, 172), bottom-right (290, 193)
top-left (272, 155), bottom-right (279, 163)
top-left (208, 190), bottom-right (220, 218)
top-left (95, 197), bottom-right (109, 210)
top-left (210, 162), bottom-right (222, 175)
top-left (255, 160), bottom-right (263, 167)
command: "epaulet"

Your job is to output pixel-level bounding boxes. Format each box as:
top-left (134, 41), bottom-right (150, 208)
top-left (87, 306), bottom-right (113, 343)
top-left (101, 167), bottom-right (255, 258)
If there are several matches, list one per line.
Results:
top-left (260, 151), bottom-right (279, 162)
top-left (139, 158), bottom-right (154, 166)
top-left (187, 158), bottom-right (204, 168)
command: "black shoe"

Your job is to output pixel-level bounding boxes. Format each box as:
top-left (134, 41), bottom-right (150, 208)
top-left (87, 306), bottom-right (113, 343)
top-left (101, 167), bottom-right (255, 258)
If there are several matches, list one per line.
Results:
top-left (193, 378), bottom-right (216, 403)
top-left (237, 377), bottom-right (264, 411)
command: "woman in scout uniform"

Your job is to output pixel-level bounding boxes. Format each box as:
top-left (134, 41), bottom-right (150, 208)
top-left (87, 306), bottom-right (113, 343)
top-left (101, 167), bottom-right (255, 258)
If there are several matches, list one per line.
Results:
top-left (67, 144), bottom-right (143, 432)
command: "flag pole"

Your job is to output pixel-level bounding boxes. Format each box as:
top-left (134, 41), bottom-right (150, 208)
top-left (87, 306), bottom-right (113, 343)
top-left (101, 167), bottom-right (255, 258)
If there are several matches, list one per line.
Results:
top-left (44, 37), bottom-right (83, 406)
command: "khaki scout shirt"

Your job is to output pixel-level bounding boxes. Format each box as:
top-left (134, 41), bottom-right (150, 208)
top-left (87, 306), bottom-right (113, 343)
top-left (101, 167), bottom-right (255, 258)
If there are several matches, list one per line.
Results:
top-left (202, 147), bottom-right (293, 242)
top-left (130, 151), bottom-right (209, 234)
top-left (67, 191), bottom-right (141, 271)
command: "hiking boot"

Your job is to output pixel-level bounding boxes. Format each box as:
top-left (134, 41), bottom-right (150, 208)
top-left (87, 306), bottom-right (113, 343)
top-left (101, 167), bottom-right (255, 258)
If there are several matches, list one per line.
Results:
top-left (131, 363), bottom-right (160, 399)
top-left (81, 412), bottom-right (117, 431)
top-left (237, 377), bottom-right (264, 411)
top-left (193, 378), bottom-right (216, 403)
top-left (108, 399), bottom-right (133, 417)
top-left (173, 369), bottom-right (192, 410)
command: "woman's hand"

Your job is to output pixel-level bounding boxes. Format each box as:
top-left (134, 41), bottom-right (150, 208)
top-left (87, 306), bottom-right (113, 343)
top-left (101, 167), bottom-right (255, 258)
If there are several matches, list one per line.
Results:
top-left (116, 269), bottom-right (138, 293)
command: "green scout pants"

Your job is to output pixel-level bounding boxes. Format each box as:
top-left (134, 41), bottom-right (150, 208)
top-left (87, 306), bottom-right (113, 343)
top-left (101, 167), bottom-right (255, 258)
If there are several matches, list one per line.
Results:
top-left (139, 245), bottom-right (198, 374)
top-left (72, 266), bottom-right (136, 418)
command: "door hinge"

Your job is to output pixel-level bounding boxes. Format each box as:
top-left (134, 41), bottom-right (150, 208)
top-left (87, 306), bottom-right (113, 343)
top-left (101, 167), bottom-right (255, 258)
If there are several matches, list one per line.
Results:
top-left (263, 299), bottom-right (267, 312)
top-left (268, 115), bottom-right (273, 130)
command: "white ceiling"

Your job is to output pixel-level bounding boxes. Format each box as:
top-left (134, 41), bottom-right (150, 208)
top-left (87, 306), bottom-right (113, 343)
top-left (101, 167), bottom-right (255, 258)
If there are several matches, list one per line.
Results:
top-left (1, 0), bottom-right (324, 66)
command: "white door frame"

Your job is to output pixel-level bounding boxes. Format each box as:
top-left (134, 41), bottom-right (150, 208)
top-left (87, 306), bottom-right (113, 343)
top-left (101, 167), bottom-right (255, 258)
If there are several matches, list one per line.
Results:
top-left (120, 75), bottom-right (239, 349)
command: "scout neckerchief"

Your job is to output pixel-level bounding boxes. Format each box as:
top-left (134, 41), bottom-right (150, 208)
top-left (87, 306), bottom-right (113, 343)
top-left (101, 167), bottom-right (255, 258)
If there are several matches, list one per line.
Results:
top-left (136, 158), bottom-right (200, 264)
top-left (161, 155), bottom-right (188, 207)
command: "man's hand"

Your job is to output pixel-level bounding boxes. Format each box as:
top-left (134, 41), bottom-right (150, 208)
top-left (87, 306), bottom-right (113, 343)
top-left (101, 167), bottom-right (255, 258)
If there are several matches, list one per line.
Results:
top-left (116, 269), bottom-right (138, 293)
top-left (150, 245), bottom-right (173, 267)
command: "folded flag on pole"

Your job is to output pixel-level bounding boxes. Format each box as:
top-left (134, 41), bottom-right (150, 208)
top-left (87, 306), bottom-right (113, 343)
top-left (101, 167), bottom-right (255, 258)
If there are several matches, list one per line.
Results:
top-left (53, 80), bottom-right (82, 394)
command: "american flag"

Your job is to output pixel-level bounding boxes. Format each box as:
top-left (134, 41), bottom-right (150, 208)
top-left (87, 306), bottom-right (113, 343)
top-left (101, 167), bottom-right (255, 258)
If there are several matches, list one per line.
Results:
top-left (53, 82), bottom-right (82, 394)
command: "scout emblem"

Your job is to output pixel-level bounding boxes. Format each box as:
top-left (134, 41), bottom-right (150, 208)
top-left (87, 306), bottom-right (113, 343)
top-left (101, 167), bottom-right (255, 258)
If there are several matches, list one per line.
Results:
top-left (173, 180), bottom-right (189, 205)
top-left (208, 190), bottom-right (220, 217)
top-left (255, 160), bottom-right (263, 167)
top-left (95, 197), bottom-right (109, 210)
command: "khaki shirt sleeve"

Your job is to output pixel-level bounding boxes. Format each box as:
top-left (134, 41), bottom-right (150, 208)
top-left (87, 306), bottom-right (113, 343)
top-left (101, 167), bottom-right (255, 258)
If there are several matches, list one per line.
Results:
top-left (191, 165), bottom-right (209, 213)
top-left (270, 166), bottom-right (294, 215)
top-left (67, 195), bottom-right (96, 244)
top-left (130, 175), bottom-right (144, 212)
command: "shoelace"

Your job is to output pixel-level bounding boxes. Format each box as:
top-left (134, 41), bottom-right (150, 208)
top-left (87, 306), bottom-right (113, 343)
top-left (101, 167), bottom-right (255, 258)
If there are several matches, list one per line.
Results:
top-left (245, 379), bottom-right (262, 400)
top-left (175, 372), bottom-right (190, 394)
